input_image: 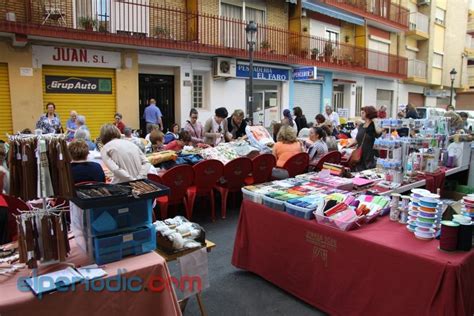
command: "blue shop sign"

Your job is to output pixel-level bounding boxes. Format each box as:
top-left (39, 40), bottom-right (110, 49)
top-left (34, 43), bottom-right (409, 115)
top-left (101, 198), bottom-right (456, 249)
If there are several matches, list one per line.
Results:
top-left (293, 67), bottom-right (317, 80)
top-left (236, 63), bottom-right (289, 81)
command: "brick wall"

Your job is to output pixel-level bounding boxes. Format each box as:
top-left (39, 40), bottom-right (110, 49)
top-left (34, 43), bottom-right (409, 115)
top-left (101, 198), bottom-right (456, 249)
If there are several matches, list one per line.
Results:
top-left (266, 0), bottom-right (288, 30)
top-left (201, 0), bottom-right (219, 16)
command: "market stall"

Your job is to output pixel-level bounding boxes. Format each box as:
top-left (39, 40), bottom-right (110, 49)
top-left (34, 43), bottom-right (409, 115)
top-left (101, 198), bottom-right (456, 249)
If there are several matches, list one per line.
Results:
top-left (232, 199), bottom-right (474, 315)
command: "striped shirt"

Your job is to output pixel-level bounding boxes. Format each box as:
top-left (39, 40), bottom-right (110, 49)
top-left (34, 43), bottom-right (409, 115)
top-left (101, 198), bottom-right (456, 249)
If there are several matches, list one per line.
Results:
top-left (308, 140), bottom-right (328, 164)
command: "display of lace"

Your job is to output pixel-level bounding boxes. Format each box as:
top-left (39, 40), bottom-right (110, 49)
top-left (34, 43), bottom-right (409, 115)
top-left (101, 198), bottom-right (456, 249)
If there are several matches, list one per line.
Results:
top-left (16, 209), bottom-right (70, 268)
top-left (8, 134), bottom-right (74, 200)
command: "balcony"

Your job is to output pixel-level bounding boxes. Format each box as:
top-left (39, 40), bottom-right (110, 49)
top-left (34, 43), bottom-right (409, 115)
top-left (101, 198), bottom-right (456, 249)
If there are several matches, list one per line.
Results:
top-left (406, 59), bottom-right (427, 83)
top-left (468, 12), bottom-right (474, 34)
top-left (319, 0), bottom-right (409, 31)
top-left (406, 12), bottom-right (429, 40)
top-left (0, 0), bottom-right (407, 79)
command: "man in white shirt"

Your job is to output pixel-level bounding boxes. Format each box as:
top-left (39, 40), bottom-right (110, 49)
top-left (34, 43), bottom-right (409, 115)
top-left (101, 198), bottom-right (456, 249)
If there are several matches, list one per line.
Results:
top-left (323, 105), bottom-right (340, 129)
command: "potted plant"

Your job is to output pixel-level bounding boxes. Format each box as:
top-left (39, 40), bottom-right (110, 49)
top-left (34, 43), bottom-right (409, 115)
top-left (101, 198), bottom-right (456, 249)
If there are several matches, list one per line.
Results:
top-left (344, 54), bottom-right (353, 65)
top-left (155, 26), bottom-right (171, 39)
top-left (324, 42), bottom-right (334, 62)
top-left (260, 41), bottom-right (271, 53)
top-left (78, 16), bottom-right (97, 31)
top-left (311, 48), bottom-right (319, 60)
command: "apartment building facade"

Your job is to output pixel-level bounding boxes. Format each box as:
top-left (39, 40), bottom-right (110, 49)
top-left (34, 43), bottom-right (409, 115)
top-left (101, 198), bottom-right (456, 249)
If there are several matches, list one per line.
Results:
top-left (0, 0), bottom-right (424, 139)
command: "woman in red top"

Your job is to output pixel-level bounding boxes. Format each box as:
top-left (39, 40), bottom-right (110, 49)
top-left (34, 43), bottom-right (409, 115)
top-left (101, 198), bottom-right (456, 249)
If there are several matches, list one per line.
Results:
top-left (165, 131), bottom-right (192, 151)
top-left (114, 113), bottom-right (126, 134)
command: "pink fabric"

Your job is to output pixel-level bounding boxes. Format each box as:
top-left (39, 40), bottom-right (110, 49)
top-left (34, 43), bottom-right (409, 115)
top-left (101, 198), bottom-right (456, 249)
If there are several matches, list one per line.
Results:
top-left (0, 241), bottom-right (182, 316)
top-left (232, 200), bottom-right (474, 316)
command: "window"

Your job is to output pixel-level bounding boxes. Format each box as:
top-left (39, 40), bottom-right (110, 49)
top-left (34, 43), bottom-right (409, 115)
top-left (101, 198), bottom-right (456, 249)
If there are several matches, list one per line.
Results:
top-left (326, 30), bottom-right (339, 43)
top-left (220, 2), bottom-right (265, 23)
top-left (435, 8), bottom-right (445, 25)
top-left (433, 53), bottom-right (443, 68)
top-left (192, 74), bottom-right (204, 108)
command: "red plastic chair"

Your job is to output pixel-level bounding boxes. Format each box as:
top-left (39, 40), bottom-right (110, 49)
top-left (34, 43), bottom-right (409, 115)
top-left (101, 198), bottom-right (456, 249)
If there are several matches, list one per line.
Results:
top-left (187, 160), bottom-right (224, 221)
top-left (280, 152), bottom-right (309, 178)
top-left (151, 165), bottom-right (194, 220)
top-left (214, 157), bottom-right (252, 219)
top-left (245, 154), bottom-right (276, 185)
top-left (1, 194), bottom-right (31, 242)
top-left (311, 151), bottom-right (342, 172)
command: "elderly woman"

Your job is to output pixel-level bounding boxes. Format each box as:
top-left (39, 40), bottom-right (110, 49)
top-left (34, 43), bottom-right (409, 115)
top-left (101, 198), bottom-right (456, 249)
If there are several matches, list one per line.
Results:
top-left (66, 110), bottom-right (78, 140)
top-left (100, 124), bottom-right (151, 183)
top-left (36, 102), bottom-right (62, 134)
top-left (74, 128), bottom-right (96, 151)
top-left (272, 125), bottom-right (304, 168)
top-left (227, 109), bottom-right (247, 139)
top-left (68, 139), bottom-right (105, 184)
top-left (76, 115), bottom-right (88, 132)
top-left (114, 113), bottom-right (126, 134)
top-left (203, 107), bottom-right (231, 146)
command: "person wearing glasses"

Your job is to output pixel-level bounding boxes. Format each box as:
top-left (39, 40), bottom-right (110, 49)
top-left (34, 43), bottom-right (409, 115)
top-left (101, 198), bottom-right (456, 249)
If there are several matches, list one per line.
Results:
top-left (184, 108), bottom-right (205, 145)
top-left (203, 107), bottom-right (231, 146)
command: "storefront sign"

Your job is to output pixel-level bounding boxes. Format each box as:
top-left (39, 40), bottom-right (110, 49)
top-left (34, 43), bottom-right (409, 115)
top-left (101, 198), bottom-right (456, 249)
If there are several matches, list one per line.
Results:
top-left (293, 67), bottom-right (317, 81)
top-left (33, 45), bottom-right (121, 68)
top-left (45, 76), bottom-right (112, 94)
top-left (423, 88), bottom-right (450, 97)
top-left (236, 63), bottom-right (289, 81)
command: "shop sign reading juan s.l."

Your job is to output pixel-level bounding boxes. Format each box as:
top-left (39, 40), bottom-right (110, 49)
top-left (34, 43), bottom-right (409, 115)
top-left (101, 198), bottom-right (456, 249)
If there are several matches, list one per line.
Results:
top-left (45, 76), bottom-right (112, 94)
top-left (32, 45), bottom-right (121, 68)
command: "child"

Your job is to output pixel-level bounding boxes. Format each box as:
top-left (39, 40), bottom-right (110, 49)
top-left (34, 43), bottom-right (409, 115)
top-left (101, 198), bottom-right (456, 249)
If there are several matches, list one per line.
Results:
top-left (165, 131), bottom-right (192, 151)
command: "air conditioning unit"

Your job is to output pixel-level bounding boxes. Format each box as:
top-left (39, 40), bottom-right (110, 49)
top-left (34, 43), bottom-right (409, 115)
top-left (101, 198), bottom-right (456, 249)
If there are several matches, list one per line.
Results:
top-left (213, 57), bottom-right (236, 78)
top-left (417, 0), bottom-right (430, 5)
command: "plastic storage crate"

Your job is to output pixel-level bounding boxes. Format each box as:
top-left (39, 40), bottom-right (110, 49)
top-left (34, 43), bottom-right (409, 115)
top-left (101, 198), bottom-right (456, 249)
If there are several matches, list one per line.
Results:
top-left (93, 225), bottom-right (156, 265)
top-left (83, 199), bottom-right (152, 237)
top-left (285, 202), bottom-right (315, 220)
top-left (262, 195), bottom-right (286, 211)
top-left (314, 213), bottom-right (359, 231)
top-left (242, 187), bottom-right (263, 204)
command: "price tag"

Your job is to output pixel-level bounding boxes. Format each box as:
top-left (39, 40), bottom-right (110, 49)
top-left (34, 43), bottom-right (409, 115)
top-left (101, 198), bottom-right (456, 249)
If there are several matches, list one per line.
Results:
top-left (123, 234), bottom-right (133, 242)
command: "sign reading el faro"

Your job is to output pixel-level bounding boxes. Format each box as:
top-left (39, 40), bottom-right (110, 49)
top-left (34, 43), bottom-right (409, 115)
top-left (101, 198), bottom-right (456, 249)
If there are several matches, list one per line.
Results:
top-left (32, 45), bottom-right (121, 68)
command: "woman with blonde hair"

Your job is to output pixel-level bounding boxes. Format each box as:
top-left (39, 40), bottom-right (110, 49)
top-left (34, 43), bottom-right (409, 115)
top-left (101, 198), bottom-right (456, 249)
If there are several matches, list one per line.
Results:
top-left (272, 125), bottom-right (304, 168)
top-left (99, 124), bottom-right (151, 183)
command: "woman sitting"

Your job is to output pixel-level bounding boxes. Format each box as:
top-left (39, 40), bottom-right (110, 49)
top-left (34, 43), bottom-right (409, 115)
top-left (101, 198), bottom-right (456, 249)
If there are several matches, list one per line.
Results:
top-left (149, 130), bottom-right (165, 153)
top-left (69, 139), bottom-right (105, 184)
top-left (100, 124), bottom-right (151, 183)
top-left (74, 128), bottom-right (96, 151)
top-left (307, 127), bottom-right (328, 166)
top-left (165, 131), bottom-right (192, 151)
top-left (164, 123), bottom-right (180, 144)
top-left (272, 125), bottom-right (304, 168)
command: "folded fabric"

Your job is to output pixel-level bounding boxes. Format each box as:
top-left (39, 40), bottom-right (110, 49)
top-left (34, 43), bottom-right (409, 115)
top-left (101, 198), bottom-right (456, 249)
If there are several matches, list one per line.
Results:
top-left (147, 151), bottom-right (177, 165)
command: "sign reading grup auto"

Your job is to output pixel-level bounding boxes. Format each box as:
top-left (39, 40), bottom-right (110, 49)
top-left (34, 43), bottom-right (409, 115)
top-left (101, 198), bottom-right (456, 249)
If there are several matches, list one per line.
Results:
top-left (45, 76), bottom-right (112, 94)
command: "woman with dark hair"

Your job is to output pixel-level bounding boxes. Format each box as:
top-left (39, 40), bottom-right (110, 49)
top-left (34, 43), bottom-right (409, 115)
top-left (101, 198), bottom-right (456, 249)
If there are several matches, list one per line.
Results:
top-left (203, 107), bottom-right (231, 146)
top-left (282, 109), bottom-right (298, 134)
top-left (114, 113), bottom-right (126, 134)
top-left (36, 102), bottom-right (62, 134)
top-left (164, 123), bottom-right (180, 144)
top-left (293, 106), bottom-right (308, 133)
top-left (165, 131), bottom-right (192, 151)
top-left (99, 124), bottom-right (151, 183)
top-left (307, 127), bottom-right (328, 165)
top-left (405, 103), bottom-right (419, 119)
top-left (351, 106), bottom-right (383, 171)
top-left (184, 108), bottom-right (205, 145)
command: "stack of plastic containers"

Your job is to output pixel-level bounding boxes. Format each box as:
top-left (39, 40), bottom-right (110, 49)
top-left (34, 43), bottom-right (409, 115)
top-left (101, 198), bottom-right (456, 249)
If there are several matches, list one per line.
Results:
top-left (407, 189), bottom-right (441, 240)
top-left (462, 194), bottom-right (474, 220)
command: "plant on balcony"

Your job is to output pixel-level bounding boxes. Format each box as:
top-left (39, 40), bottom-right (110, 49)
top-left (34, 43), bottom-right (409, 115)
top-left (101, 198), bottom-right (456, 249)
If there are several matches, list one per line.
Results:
top-left (260, 41), bottom-right (271, 53)
top-left (311, 48), bottom-right (319, 60)
top-left (324, 42), bottom-right (334, 62)
top-left (155, 26), bottom-right (171, 39)
top-left (344, 54), bottom-right (353, 65)
top-left (78, 16), bottom-right (97, 32)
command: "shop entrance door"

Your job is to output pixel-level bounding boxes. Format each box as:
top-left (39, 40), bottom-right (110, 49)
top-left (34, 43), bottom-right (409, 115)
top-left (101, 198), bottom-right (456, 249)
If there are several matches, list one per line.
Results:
top-left (139, 74), bottom-right (174, 134)
top-left (252, 89), bottom-right (279, 128)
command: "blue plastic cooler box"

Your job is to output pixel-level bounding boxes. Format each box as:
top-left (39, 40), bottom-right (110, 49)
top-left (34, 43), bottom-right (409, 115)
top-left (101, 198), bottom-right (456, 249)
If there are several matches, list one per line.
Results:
top-left (93, 225), bottom-right (156, 265)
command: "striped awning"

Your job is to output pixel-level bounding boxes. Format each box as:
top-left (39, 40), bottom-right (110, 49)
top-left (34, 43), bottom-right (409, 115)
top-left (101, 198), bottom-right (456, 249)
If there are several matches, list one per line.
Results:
top-left (302, 0), bottom-right (365, 26)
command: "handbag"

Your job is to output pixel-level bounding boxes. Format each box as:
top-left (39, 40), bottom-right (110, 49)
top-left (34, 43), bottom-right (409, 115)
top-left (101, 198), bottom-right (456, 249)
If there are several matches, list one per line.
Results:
top-left (348, 133), bottom-right (366, 168)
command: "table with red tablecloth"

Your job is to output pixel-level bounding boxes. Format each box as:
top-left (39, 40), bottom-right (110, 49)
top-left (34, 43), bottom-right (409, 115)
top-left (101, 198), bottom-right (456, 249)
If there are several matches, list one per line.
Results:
top-left (0, 240), bottom-right (182, 316)
top-left (232, 200), bottom-right (474, 316)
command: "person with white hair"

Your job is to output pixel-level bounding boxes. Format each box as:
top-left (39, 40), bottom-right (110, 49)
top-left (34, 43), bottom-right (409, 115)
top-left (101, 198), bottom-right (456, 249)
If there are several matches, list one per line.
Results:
top-left (76, 115), bottom-right (89, 132)
top-left (74, 127), bottom-right (96, 151)
top-left (66, 110), bottom-right (78, 140)
top-left (123, 127), bottom-right (145, 153)
top-left (323, 105), bottom-right (340, 129)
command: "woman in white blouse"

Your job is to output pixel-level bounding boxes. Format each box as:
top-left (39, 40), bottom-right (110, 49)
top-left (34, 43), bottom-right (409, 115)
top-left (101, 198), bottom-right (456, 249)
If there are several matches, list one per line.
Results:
top-left (99, 124), bottom-right (151, 183)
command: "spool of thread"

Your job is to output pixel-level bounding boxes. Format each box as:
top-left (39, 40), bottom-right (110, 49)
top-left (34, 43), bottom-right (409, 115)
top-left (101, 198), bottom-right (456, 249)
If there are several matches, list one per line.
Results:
top-left (390, 193), bottom-right (401, 221)
top-left (439, 221), bottom-right (459, 252)
top-left (457, 223), bottom-right (473, 251)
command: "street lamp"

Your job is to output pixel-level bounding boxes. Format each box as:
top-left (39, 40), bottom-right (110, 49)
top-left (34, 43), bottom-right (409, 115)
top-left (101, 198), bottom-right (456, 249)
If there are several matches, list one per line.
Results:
top-left (449, 68), bottom-right (457, 107)
top-left (245, 21), bottom-right (257, 123)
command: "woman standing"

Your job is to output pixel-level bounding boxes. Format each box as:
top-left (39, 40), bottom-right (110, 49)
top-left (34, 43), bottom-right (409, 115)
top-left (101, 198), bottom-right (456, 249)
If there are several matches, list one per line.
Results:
top-left (114, 113), bottom-right (126, 134)
top-left (282, 109), bottom-right (298, 134)
top-left (99, 124), bottom-right (151, 183)
top-left (293, 106), bottom-right (308, 133)
top-left (203, 107), bottom-right (231, 146)
top-left (227, 109), bottom-right (247, 139)
top-left (36, 102), bottom-right (62, 134)
top-left (66, 111), bottom-right (78, 140)
top-left (307, 127), bottom-right (328, 165)
top-left (353, 106), bottom-right (383, 171)
top-left (184, 108), bottom-right (205, 145)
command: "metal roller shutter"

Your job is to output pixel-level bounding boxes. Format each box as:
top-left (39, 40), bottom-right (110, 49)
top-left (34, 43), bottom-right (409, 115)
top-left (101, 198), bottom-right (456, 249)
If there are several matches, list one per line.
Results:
top-left (294, 82), bottom-right (321, 125)
top-left (0, 64), bottom-right (13, 142)
top-left (42, 66), bottom-right (116, 139)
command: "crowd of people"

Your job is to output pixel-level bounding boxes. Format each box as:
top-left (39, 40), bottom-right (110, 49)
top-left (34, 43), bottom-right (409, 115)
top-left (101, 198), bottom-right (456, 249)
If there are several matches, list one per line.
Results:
top-left (0, 99), bottom-right (471, 194)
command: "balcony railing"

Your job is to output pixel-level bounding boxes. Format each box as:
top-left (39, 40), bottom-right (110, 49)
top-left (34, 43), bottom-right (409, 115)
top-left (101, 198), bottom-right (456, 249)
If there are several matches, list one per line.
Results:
top-left (409, 12), bottom-right (429, 34)
top-left (0, 0), bottom-right (407, 78)
top-left (407, 59), bottom-right (426, 79)
top-left (320, 0), bottom-right (409, 29)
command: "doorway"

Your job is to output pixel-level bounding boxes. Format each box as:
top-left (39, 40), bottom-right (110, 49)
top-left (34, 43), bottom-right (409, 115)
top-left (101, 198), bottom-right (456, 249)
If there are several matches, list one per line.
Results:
top-left (252, 88), bottom-right (280, 128)
top-left (139, 74), bottom-right (174, 134)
